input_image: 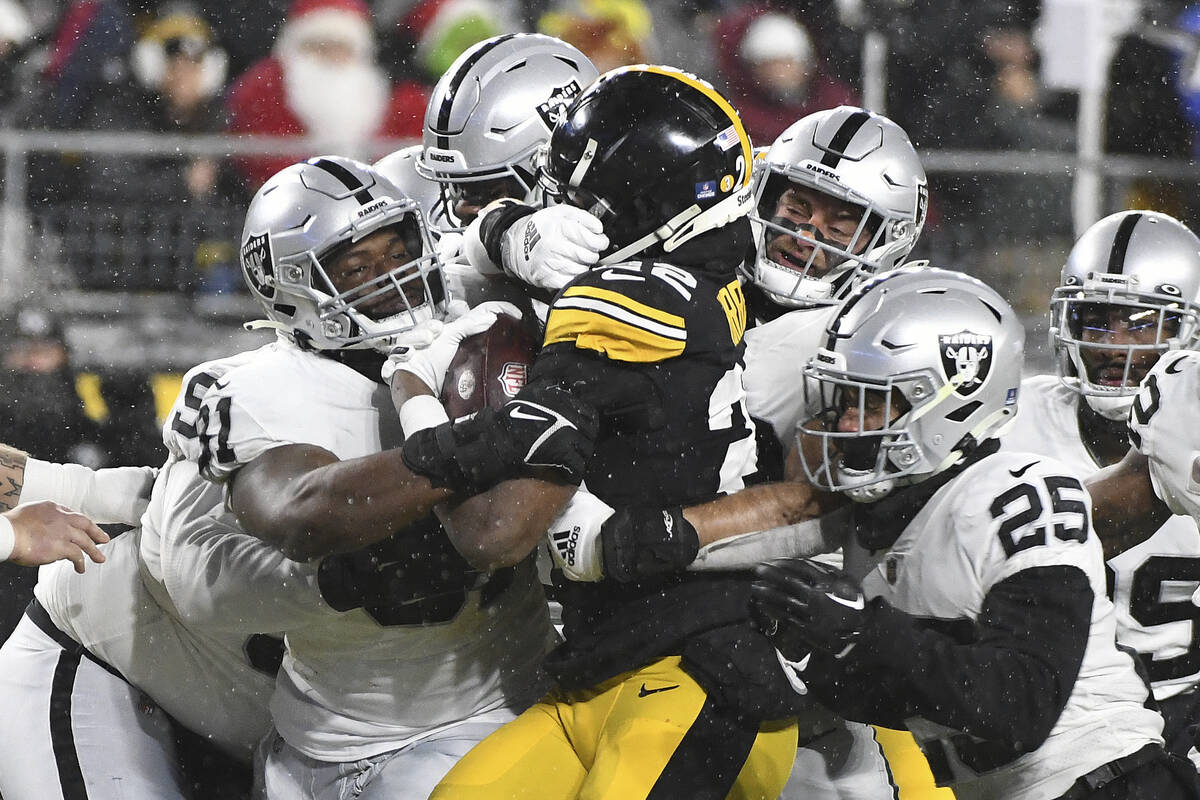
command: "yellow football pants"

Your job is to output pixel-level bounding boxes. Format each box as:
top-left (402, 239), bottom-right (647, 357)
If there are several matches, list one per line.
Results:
top-left (874, 726), bottom-right (956, 799)
top-left (431, 655), bottom-right (798, 800)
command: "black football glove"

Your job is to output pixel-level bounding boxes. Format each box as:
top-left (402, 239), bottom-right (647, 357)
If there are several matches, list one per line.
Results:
top-left (402, 384), bottom-right (598, 493)
top-left (751, 558), bottom-right (867, 661)
top-left (601, 506), bottom-right (699, 582)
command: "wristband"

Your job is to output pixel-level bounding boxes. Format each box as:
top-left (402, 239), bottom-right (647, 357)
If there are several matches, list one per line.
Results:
top-left (400, 395), bottom-right (450, 438)
top-left (0, 513), bottom-right (14, 561)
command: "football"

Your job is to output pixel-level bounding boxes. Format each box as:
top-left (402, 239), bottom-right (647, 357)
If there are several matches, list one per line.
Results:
top-left (440, 313), bottom-right (539, 420)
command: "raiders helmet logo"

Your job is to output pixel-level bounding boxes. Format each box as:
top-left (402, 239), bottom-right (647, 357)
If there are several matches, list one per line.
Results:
top-left (939, 331), bottom-right (993, 396)
top-left (240, 231), bottom-right (275, 300)
top-left (535, 79), bottom-right (583, 130)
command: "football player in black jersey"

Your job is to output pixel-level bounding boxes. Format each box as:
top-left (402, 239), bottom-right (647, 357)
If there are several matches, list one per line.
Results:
top-left (421, 65), bottom-right (803, 800)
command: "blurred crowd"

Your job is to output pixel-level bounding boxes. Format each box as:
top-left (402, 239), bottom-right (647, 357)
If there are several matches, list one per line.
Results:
top-left (0, 0), bottom-right (1193, 290)
top-left (0, 0), bottom-right (1198, 487)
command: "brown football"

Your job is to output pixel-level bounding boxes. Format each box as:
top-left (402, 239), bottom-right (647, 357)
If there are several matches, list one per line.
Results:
top-left (440, 313), bottom-right (539, 420)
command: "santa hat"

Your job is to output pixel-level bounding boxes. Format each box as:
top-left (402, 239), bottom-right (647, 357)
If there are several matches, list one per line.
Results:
top-left (740, 12), bottom-right (813, 66)
top-left (275, 0), bottom-right (376, 60)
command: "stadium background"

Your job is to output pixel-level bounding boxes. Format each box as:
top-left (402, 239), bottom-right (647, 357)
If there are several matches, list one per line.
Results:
top-left (0, 0), bottom-right (1192, 637)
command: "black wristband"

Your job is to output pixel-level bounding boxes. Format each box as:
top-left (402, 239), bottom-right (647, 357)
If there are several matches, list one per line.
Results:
top-left (480, 200), bottom-right (537, 270)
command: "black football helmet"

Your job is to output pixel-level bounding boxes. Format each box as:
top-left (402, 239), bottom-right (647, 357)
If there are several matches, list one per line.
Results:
top-left (541, 65), bottom-right (755, 264)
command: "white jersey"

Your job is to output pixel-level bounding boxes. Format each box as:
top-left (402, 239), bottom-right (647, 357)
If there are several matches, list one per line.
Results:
top-left (181, 338), bottom-right (554, 761)
top-left (742, 305), bottom-right (838, 445)
top-left (848, 451), bottom-right (1163, 800)
top-left (34, 346), bottom-right (321, 759)
top-left (1131, 350), bottom-right (1200, 522)
top-left (1003, 373), bottom-right (1200, 700)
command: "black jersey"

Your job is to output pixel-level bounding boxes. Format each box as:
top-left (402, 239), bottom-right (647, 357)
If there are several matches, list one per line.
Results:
top-left (532, 256), bottom-right (798, 717)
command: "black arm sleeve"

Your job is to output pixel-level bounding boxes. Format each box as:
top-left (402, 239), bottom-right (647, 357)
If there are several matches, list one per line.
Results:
top-left (806, 564), bottom-right (1093, 754)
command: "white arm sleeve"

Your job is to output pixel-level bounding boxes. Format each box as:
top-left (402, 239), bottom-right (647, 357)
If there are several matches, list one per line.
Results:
top-left (688, 506), bottom-right (848, 571)
top-left (21, 459), bottom-right (157, 525)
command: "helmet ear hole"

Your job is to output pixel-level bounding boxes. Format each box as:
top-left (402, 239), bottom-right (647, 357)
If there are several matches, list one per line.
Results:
top-left (945, 400), bottom-right (982, 423)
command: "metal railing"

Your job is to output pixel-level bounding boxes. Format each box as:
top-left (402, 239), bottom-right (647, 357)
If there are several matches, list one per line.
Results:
top-left (0, 129), bottom-right (1193, 369)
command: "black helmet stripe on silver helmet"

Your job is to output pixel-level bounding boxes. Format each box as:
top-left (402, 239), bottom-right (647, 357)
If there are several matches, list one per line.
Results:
top-left (1106, 212), bottom-right (1141, 274)
top-left (309, 157), bottom-right (375, 206)
top-left (819, 110), bottom-right (871, 168)
top-left (432, 33), bottom-right (520, 149)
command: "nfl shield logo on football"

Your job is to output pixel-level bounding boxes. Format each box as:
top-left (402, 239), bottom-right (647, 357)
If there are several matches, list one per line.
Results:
top-left (499, 362), bottom-right (528, 397)
top-left (938, 331), bottom-right (992, 396)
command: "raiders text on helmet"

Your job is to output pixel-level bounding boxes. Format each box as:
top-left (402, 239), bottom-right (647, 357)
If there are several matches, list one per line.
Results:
top-left (799, 267), bottom-right (1024, 502)
top-left (747, 106), bottom-right (927, 309)
top-left (239, 156), bottom-right (447, 351)
top-left (1050, 210), bottom-right (1200, 419)
top-left (542, 64), bottom-right (755, 264)
top-left (417, 33), bottom-right (599, 225)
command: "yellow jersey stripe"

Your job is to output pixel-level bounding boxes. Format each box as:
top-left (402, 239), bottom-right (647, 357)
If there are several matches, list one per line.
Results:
top-left (545, 308), bottom-right (686, 363)
top-left (562, 285), bottom-right (685, 329)
top-left (557, 297), bottom-right (686, 342)
top-left (639, 65), bottom-right (753, 188)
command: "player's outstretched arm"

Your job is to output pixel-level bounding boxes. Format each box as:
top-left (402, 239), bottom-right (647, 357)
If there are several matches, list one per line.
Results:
top-left (545, 439), bottom-right (846, 582)
top-left (0, 442), bottom-right (155, 524)
top-left (1085, 448), bottom-right (1170, 557)
top-left (1, 501), bottom-right (109, 573)
top-left (227, 443), bottom-right (456, 563)
top-left (440, 477), bottom-right (578, 571)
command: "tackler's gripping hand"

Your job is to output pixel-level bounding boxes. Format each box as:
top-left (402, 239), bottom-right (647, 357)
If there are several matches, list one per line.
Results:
top-left (382, 302), bottom-right (521, 394)
top-left (500, 205), bottom-right (608, 291)
top-left (751, 558), bottom-right (867, 660)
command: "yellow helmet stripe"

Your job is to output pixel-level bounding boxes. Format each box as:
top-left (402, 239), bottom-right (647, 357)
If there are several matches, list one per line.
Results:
top-left (637, 65), bottom-right (753, 188)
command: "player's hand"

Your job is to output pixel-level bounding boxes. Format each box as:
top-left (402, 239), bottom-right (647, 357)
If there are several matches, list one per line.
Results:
top-left (545, 491), bottom-right (614, 582)
top-left (382, 302), bottom-right (521, 393)
top-left (402, 384), bottom-right (599, 492)
top-left (501, 205), bottom-right (608, 290)
top-left (4, 502), bottom-right (109, 574)
top-left (436, 230), bottom-right (465, 264)
top-left (602, 507), bottom-right (699, 582)
top-left (751, 558), bottom-right (866, 660)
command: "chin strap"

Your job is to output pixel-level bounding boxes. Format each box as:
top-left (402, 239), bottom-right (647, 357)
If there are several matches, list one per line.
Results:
top-left (244, 319), bottom-right (290, 334)
top-left (599, 205), bottom-right (702, 266)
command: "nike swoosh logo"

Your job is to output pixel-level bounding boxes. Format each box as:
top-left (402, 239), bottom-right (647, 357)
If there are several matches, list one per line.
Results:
top-left (637, 683), bottom-right (680, 697)
top-left (598, 269), bottom-right (644, 282)
top-left (826, 593), bottom-right (865, 611)
top-left (1009, 461), bottom-right (1038, 478)
top-left (509, 407), bottom-right (553, 423)
top-left (1166, 355), bottom-right (1189, 375)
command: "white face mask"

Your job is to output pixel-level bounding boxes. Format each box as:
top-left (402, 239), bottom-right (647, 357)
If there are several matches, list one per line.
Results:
top-left (281, 50), bottom-right (388, 154)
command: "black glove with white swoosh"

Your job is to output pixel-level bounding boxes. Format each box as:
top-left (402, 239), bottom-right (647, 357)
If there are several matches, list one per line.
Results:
top-left (751, 558), bottom-right (867, 660)
top-left (402, 384), bottom-right (599, 493)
